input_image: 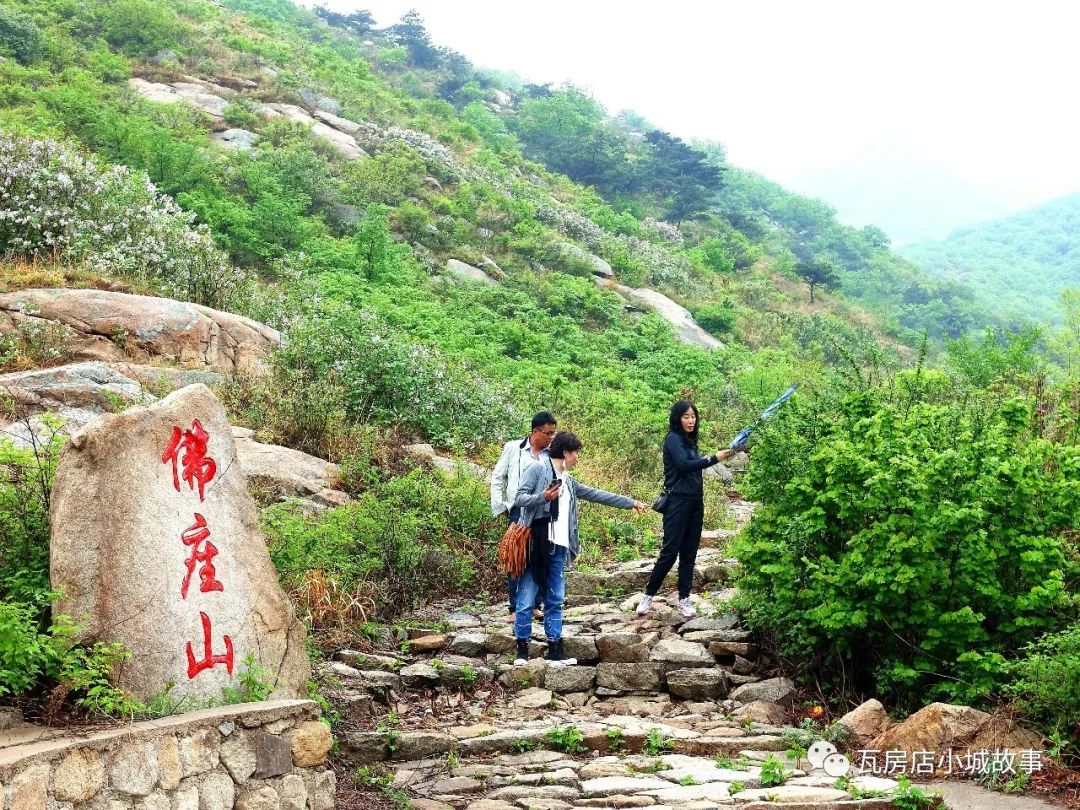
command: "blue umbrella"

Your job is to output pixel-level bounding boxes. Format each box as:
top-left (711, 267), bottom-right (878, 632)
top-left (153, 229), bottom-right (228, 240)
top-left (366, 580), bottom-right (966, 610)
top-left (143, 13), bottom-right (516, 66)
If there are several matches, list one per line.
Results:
top-left (728, 385), bottom-right (798, 450)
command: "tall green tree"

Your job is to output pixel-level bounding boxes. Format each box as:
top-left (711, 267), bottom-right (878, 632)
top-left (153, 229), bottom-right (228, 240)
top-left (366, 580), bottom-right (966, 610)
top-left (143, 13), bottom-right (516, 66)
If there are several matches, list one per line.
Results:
top-left (386, 9), bottom-right (440, 68)
top-left (314, 6), bottom-right (375, 35)
top-left (512, 88), bottom-right (633, 193)
top-left (641, 130), bottom-right (723, 222)
top-left (797, 256), bottom-right (841, 303)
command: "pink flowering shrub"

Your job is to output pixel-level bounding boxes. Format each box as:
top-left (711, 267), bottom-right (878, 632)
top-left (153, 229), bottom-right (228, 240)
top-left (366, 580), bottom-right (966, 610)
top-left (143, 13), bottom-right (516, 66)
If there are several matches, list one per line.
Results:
top-left (0, 133), bottom-right (249, 310)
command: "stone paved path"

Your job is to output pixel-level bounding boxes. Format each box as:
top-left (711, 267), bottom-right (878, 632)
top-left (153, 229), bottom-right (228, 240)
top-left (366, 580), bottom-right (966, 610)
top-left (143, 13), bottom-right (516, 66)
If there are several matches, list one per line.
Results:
top-left (929, 780), bottom-right (1062, 810)
top-left (327, 503), bottom-right (1066, 809)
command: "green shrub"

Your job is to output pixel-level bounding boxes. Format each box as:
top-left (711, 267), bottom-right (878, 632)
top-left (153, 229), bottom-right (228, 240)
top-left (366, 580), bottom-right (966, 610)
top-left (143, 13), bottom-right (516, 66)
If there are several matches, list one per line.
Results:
top-left (545, 725), bottom-right (586, 754)
top-left (0, 435), bottom-right (57, 605)
top-left (734, 375), bottom-right (1080, 706)
top-left (0, 6), bottom-right (45, 64)
top-left (758, 755), bottom-right (791, 787)
top-left (0, 598), bottom-right (55, 697)
top-left (1006, 621), bottom-right (1080, 758)
top-left (222, 100), bottom-right (262, 130)
top-left (263, 465), bottom-right (504, 626)
top-left (692, 301), bottom-right (737, 336)
top-left (91, 0), bottom-right (191, 58)
top-left (342, 144), bottom-right (427, 207)
top-left (890, 775), bottom-right (938, 810)
top-left (605, 727), bottom-right (625, 752)
top-left (0, 435), bottom-right (139, 713)
top-left (274, 300), bottom-right (521, 449)
top-left (642, 728), bottom-right (673, 755)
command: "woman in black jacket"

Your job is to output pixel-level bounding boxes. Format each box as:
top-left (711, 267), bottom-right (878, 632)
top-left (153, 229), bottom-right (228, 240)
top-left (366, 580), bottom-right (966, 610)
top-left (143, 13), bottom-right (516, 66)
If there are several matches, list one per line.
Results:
top-left (637, 400), bottom-right (734, 618)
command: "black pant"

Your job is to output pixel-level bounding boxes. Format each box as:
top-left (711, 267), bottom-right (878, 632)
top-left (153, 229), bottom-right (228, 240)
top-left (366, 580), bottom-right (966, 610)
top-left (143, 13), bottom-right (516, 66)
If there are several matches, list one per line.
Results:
top-left (644, 496), bottom-right (704, 599)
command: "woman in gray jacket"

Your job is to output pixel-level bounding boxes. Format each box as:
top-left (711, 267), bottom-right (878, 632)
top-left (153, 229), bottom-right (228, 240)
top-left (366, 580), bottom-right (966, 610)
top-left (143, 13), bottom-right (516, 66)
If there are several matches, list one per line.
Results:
top-left (512, 431), bottom-right (647, 666)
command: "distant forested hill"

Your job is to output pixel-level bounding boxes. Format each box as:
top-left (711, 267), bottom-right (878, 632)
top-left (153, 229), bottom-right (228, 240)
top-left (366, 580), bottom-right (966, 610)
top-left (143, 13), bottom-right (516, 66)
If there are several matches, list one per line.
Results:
top-left (901, 194), bottom-right (1080, 324)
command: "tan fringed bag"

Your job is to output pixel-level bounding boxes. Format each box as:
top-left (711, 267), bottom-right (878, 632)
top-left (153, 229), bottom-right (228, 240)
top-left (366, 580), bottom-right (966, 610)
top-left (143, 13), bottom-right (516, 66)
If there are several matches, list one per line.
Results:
top-left (497, 521), bottom-right (530, 578)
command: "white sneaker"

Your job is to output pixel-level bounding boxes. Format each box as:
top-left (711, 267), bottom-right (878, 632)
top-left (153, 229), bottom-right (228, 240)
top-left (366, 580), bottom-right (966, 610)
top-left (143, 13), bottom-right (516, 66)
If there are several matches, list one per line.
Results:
top-left (677, 598), bottom-right (697, 618)
top-left (635, 595), bottom-right (654, 615)
top-left (514, 657), bottom-right (528, 666)
top-left (549, 657), bottom-right (578, 668)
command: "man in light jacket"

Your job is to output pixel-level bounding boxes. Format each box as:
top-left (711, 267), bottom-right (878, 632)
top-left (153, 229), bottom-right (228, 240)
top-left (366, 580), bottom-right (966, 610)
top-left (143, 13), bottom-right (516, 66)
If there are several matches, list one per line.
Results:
top-left (491, 410), bottom-right (557, 619)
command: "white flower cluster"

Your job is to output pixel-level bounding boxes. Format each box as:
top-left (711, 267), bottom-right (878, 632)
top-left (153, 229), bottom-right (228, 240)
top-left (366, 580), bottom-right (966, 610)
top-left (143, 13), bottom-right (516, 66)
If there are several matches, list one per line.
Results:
top-left (355, 124), bottom-right (470, 184)
top-left (642, 217), bottom-right (684, 245)
top-left (535, 204), bottom-right (605, 252)
top-left (285, 307), bottom-right (521, 449)
top-left (0, 133), bottom-right (249, 309)
top-left (603, 232), bottom-right (695, 288)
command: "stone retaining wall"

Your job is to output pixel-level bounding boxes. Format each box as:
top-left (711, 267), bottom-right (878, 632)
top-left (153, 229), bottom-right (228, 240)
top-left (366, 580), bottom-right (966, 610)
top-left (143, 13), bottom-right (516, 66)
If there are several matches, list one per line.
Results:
top-left (0, 700), bottom-right (334, 810)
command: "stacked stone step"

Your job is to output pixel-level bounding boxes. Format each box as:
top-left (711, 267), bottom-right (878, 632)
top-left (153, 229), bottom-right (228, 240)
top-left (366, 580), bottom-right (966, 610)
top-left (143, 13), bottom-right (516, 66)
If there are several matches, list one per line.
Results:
top-left (565, 545), bottom-right (738, 608)
top-left (340, 701), bottom-right (911, 808)
top-left (370, 748), bottom-right (906, 810)
top-left (325, 549), bottom-right (758, 718)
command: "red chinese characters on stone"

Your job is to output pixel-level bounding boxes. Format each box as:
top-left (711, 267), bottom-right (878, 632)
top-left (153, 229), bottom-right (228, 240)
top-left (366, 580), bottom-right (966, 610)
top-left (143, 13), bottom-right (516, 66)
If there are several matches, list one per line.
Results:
top-left (180, 514), bottom-right (224, 600)
top-left (186, 611), bottom-right (234, 678)
top-left (162, 420), bottom-right (217, 501)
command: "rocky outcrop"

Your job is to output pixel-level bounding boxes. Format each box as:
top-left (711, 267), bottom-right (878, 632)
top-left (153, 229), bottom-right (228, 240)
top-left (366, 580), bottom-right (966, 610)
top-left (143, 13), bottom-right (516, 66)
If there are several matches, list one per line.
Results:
top-left (871, 702), bottom-right (1043, 756)
top-left (837, 698), bottom-right (893, 749)
top-left (210, 128), bottom-right (258, 150)
top-left (0, 362), bottom-right (153, 414)
top-left (128, 78), bottom-right (232, 126)
top-left (403, 442), bottom-right (486, 477)
top-left (50, 384), bottom-right (310, 702)
top-left (445, 259), bottom-right (497, 286)
top-left (232, 427), bottom-right (347, 508)
top-left (613, 285), bottom-right (723, 350)
top-left (729, 677), bottom-right (797, 707)
top-left (263, 104), bottom-right (366, 159)
top-left (558, 242), bottom-right (614, 278)
top-left (0, 289), bottom-right (280, 374)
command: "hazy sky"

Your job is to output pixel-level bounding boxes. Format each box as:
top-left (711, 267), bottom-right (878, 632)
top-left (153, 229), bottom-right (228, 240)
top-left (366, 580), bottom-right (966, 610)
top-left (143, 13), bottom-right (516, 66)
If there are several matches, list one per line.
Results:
top-left (307, 0), bottom-right (1080, 225)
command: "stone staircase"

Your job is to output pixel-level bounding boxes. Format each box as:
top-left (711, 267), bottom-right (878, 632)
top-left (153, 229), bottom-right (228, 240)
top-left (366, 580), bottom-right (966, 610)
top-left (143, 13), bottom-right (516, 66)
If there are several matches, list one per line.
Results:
top-left (321, 523), bottom-right (929, 809)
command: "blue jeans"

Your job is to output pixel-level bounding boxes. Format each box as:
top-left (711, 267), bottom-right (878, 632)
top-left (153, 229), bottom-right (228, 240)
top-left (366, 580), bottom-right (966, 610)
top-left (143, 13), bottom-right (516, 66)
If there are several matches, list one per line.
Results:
top-left (506, 508), bottom-right (542, 613)
top-left (514, 519), bottom-right (567, 641)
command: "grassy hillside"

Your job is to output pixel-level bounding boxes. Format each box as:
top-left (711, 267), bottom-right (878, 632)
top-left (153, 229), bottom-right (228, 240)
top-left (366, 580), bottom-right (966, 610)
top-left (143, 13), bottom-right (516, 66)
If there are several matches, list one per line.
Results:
top-left (0, 0), bottom-right (933, 456)
top-left (1, 0), bottom-right (1078, 752)
top-left (902, 193), bottom-right (1080, 324)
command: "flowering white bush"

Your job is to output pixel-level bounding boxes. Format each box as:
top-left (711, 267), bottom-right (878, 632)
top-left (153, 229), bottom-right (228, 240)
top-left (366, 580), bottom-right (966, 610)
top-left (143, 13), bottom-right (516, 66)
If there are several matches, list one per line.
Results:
top-left (536, 203), bottom-right (605, 251)
top-left (642, 217), bottom-right (684, 245)
top-left (603, 232), bottom-right (695, 288)
top-left (0, 133), bottom-right (249, 310)
top-left (281, 304), bottom-right (521, 449)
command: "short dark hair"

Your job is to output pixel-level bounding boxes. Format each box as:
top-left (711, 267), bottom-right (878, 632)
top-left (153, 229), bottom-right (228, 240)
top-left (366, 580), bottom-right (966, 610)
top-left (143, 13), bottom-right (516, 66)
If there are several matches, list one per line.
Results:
top-left (548, 431), bottom-right (582, 459)
top-left (531, 411), bottom-right (557, 430)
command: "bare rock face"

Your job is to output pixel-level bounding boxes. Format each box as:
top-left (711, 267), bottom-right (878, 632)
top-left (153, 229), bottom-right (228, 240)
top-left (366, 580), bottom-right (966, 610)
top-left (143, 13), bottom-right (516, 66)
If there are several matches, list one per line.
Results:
top-left (128, 78), bottom-right (230, 124)
top-left (402, 442), bottom-right (485, 478)
top-left (264, 104), bottom-right (366, 159)
top-left (211, 129), bottom-right (259, 150)
top-left (445, 259), bottom-right (497, 286)
top-left (837, 699), bottom-right (893, 749)
top-left (232, 428), bottom-right (347, 508)
top-left (0, 362), bottom-right (153, 413)
top-left (736, 700), bottom-right (789, 726)
top-left (614, 286), bottom-right (723, 350)
top-left (871, 702), bottom-right (1042, 756)
top-left (0, 289), bottom-right (279, 374)
top-left (50, 384), bottom-right (310, 702)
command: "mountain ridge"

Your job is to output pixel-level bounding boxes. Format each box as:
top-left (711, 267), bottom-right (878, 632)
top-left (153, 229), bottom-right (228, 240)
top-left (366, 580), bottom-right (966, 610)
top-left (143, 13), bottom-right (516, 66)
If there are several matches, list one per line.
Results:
top-left (901, 191), bottom-right (1080, 323)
